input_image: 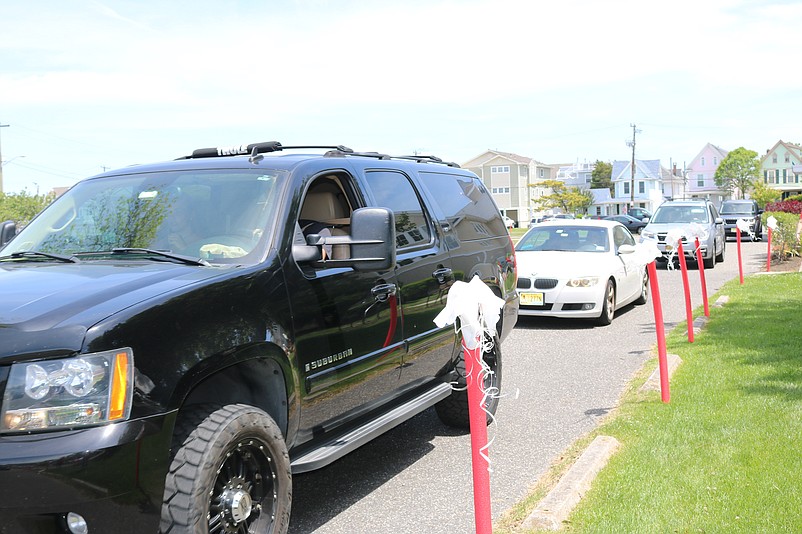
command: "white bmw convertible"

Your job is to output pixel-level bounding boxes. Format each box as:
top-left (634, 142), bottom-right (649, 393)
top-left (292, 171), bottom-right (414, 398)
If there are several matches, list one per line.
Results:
top-left (514, 219), bottom-right (649, 325)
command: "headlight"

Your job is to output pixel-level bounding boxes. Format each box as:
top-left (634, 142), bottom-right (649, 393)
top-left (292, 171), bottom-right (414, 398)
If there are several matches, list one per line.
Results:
top-left (567, 277), bottom-right (599, 287)
top-left (1, 349), bottom-right (133, 433)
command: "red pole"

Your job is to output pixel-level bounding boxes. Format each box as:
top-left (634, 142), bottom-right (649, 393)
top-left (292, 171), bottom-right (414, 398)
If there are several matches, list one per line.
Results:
top-left (766, 227), bottom-right (773, 272)
top-left (647, 261), bottom-right (670, 403)
top-left (676, 240), bottom-right (694, 343)
top-left (736, 228), bottom-right (744, 284)
top-left (695, 237), bottom-right (709, 317)
top-left (464, 337), bottom-right (492, 534)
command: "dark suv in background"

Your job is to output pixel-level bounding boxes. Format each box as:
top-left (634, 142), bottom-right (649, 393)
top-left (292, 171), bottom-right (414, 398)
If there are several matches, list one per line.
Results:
top-left (720, 199), bottom-right (762, 241)
top-left (0, 142), bottom-right (518, 534)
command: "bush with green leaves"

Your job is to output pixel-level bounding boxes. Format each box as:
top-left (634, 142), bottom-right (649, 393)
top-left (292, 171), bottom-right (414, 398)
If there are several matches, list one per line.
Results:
top-left (0, 191), bottom-right (55, 228)
top-left (763, 210), bottom-right (801, 261)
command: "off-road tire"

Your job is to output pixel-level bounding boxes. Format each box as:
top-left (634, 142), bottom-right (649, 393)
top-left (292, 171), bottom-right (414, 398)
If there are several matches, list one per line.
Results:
top-left (160, 404), bottom-right (291, 534)
top-left (435, 338), bottom-right (502, 429)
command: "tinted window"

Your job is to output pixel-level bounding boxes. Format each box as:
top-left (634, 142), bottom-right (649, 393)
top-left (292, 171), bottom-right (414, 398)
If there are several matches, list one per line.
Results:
top-left (364, 171), bottom-right (431, 250)
top-left (417, 171), bottom-right (507, 239)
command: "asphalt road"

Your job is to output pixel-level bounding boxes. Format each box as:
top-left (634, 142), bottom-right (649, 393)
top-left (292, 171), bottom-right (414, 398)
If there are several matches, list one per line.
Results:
top-left (288, 238), bottom-right (770, 534)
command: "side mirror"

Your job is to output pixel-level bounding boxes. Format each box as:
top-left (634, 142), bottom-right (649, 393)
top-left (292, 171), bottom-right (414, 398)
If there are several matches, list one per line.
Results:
top-left (293, 207), bottom-right (396, 271)
top-left (618, 244), bottom-right (636, 255)
top-left (715, 217), bottom-right (724, 225)
top-left (0, 220), bottom-right (17, 248)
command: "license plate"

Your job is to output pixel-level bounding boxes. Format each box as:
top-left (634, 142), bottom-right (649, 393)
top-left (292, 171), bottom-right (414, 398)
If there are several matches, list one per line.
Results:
top-left (520, 292), bottom-right (544, 306)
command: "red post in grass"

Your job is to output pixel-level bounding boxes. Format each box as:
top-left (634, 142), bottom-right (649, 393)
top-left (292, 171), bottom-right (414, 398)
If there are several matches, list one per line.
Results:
top-left (676, 240), bottom-right (694, 343)
top-left (695, 237), bottom-right (710, 317)
top-left (647, 261), bottom-right (670, 403)
top-left (464, 336), bottom-right (492, 534)
top-left (736, 228), bottom-right (744, 284)
top-left (766, 226), bottom-right (773, 272)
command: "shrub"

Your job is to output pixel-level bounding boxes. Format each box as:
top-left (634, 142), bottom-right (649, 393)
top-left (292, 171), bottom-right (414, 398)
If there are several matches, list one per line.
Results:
top-left (765, 199), bottom-right (802, 215)
top-left (763, 210), bottom-right (801, 261)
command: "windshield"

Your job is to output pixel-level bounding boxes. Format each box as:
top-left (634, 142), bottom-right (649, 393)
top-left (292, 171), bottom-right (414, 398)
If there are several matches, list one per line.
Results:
top-left (720, 202), bottom-right (754, 215)
top-left (516, 226), bottom-right (610, 253)
top-left (3, 169), bottom-right (287, 265)
top-left (651, 205), bottom-right (710, 224)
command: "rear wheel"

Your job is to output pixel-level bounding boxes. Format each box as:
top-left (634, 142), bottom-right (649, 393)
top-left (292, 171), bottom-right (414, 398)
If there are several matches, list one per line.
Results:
top-left (634, 270), bottom-right (649, 305)
top-left (161, 404), bottom-right (291, 534)
top-left (596, 279), bottom-right (615, 326)
top-left (435, 338), bottom-right (502, 429)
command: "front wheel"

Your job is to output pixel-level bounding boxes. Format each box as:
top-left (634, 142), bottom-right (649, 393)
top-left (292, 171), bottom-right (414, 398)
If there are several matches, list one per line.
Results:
top-left (161, 404), bottom-right (292, 534)
top-left (435, 337), bottom-right (502, 429)
top-left (596, 279), bottom-right (615, 326)
top-left (634, 270), bottom-right (649, 305)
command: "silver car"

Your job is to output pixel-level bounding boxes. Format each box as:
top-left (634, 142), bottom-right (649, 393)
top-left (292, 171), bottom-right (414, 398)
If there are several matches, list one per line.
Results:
top-left (640, 200), bottom-right (726, 269)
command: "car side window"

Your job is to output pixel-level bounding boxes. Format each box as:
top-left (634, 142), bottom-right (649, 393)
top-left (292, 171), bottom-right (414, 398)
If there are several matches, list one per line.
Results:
top-left (613, 226), bottom-right (635, 248)
top-left (364, 171), bottom-right (432, 250)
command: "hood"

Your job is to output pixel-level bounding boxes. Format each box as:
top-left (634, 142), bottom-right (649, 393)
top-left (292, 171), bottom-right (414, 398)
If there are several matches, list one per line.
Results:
top-left (0, 261), bottom-right (227, 359)
top-left (515, 250), bottom-right (617, 278)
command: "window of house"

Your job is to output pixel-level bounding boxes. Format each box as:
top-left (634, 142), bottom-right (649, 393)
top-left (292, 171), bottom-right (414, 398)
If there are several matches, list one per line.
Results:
top-left (638, 181), bottom-right (645, 194)
top-left (785, 154), bottom-right (790, 163)
top-left (491, 166), bottom-right (510, 173)
top-left (713, 157), bottom-right (718, 165)
top-left (539, 169), bottom-right (545, 178)
top-left (623, 182), bottom-right (630, 195)
top-left (701, 157), bottom-right (705, 166)
top-left (773, 154), bottom-right (778, 163)
top-left (520, 166), bottom-right (528, 178)
top-left (697, 174), bottom-right (705, 187)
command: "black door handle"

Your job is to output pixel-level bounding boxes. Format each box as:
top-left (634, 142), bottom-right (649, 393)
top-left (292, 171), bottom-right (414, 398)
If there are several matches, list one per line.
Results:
top-left (371, 283), bottom-right (397, 302)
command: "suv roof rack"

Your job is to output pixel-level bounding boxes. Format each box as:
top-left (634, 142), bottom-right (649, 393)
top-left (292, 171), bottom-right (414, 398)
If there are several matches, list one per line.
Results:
top-left (178, 142), bottom-right (460, 167)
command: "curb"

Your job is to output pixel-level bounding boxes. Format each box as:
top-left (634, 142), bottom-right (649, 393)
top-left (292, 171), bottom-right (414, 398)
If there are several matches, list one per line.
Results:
top-left (521, 435), bottom-right (620, 531)
top-left (639, 353), bottom-right (683, 393)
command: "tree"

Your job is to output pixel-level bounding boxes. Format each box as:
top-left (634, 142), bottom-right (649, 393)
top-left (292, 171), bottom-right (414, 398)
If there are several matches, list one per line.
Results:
top-left (590, 160), bottom-right (613, 194)
top-left (749, 178), bottom-right (781, 208)
top-left (0, 190), bottom-right (54, 227)
top-left (714, 147), bottom-right (760, 199)
top-left (535, 179), bottom-right (594, 214)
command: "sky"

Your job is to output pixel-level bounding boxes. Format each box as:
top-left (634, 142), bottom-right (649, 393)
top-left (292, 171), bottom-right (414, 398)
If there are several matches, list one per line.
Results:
top-left (1, 0), bottom-right (801, 194)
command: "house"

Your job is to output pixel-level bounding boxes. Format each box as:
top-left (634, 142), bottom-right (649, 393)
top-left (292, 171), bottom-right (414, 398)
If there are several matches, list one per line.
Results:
top-left (685, 143), bottom-right (728, 205)
top-left (462, 150), bottom-right (554, 227)
top-left (588, 188), bottom-right (615, 217)
top-left (760, 140), bottom-right (802, 199)
top-left (555, 161), bottom-right (595, 189)
top-left (610, 159), bottom-right (685, 215)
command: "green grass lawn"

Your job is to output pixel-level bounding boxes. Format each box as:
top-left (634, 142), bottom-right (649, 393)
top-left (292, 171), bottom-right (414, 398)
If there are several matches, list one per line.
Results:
top-left (497, 273), bottom-right (802, 533)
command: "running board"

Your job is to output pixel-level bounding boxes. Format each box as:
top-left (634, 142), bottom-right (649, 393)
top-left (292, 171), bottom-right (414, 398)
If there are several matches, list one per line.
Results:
top-left (290, 382), bottom-right (453, 474)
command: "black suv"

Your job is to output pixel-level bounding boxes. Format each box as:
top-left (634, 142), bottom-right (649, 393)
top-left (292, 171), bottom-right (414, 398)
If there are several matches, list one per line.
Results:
top-left (720, 199), bottom-right (762, 241)
top-left (0, 143), bottom-right (518, 534)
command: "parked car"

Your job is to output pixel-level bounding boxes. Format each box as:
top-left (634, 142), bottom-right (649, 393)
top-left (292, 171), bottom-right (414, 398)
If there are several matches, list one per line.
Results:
top-left (514, 219), bottom-right (648, 325)
top-left (528, 217), bottom-right (545, 228)
top-left (502, 215), bottom-right (516, 228)
top-left (542, 213), bottom-right (575, 222)
top-left (604, 214), bottom-right (647, 234)
top-left (720, 199), bottom-right (762, 241)
top-left (627, 207), bottom-right (652, 220)
top-left (0, 142), bottom-right (519, 533)
top-left (640, 199), bottom-right (725, 268)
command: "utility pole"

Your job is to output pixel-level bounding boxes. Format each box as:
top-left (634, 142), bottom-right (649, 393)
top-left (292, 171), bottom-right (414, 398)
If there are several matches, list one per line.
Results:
top-left (0, 123), bottom-right (9, 194)
top-left (625, 123), bottom-right (641, 212)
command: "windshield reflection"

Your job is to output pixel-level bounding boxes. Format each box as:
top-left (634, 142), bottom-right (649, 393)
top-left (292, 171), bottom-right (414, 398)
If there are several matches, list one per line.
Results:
top-left (4, 169), bottom-right (286, 265)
